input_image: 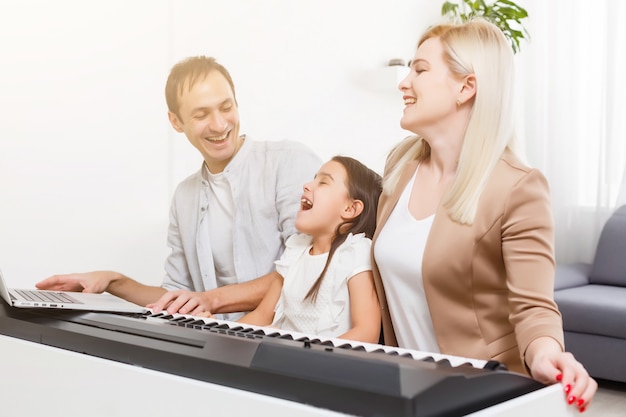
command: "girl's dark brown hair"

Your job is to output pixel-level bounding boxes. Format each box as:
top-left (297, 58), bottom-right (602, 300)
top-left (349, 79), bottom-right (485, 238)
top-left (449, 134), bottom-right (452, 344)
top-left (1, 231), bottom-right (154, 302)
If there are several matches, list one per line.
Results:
top-left (305, 155), bottom-right (382, 302)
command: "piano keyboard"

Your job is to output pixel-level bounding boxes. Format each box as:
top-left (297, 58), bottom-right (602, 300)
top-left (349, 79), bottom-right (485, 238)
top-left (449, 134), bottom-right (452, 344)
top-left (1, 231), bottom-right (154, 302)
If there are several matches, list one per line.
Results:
top-left (144, 310), bottom-right (495, 370)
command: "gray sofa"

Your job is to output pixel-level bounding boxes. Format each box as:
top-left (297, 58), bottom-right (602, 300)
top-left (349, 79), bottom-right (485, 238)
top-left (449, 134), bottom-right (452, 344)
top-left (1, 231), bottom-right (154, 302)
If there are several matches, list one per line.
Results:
top-left (554, 205), bottom-right (626, 383)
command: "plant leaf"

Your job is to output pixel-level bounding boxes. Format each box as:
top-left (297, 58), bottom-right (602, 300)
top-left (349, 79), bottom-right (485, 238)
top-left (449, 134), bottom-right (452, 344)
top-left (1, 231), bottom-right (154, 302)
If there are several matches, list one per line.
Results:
top-left (439, 0), bottom-right (530, 54)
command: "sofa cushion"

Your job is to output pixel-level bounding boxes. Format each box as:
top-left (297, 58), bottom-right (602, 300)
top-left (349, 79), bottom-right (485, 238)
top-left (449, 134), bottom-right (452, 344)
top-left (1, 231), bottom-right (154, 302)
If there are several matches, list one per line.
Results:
top-left (554, 263), bottom-right (591, 290)
top-left (554, 284), bottom-right (626, 339)
top-left (589, 205), bottom-right (626, 286)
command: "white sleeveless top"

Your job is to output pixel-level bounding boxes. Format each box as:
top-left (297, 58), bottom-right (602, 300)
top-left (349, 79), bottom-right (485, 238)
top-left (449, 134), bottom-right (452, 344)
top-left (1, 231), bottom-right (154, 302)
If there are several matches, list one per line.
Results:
top-left (373, 167), bottom-right (439, 352)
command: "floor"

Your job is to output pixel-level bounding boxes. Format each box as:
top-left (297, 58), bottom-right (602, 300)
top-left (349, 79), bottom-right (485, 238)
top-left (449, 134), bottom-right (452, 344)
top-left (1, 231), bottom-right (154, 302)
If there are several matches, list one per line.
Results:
top-left (584, 379), bottom-right (626, 416)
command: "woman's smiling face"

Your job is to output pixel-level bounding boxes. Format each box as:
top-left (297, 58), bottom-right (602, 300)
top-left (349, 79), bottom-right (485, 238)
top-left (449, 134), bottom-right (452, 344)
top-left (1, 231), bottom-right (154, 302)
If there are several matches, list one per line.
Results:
top-left (399, 37), bottom-right (465, 137)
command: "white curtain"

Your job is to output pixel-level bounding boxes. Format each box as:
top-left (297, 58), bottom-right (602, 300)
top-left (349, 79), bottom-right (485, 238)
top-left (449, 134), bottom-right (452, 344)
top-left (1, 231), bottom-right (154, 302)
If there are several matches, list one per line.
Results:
top-left (515, 0), bottom-right (626, 263)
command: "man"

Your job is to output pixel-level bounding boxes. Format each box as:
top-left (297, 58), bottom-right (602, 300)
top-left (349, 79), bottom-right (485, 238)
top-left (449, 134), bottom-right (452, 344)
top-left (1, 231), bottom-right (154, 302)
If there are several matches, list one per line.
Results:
top-left (36, 56), bottom-right (321, 320)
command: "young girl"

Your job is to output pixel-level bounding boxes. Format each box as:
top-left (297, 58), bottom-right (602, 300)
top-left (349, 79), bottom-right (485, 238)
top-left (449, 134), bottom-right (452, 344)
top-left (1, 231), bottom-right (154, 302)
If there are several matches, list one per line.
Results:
top-left (238, 156), bottom-right (382, 343)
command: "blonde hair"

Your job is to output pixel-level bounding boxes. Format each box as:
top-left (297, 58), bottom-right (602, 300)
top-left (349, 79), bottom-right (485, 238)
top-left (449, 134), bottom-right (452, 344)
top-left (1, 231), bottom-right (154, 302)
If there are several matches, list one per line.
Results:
top-left (383, 19), bottom-right (518, 225)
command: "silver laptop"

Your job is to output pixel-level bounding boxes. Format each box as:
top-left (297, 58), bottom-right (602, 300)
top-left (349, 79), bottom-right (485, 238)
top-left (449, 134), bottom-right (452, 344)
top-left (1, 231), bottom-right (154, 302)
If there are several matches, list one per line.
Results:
top-left (0, 268), bottom-right (147, 313)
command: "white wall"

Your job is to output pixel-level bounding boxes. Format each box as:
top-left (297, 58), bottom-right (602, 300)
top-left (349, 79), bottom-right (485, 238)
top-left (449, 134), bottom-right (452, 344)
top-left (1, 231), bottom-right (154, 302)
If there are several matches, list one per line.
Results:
top-left (0, 0), bottom-right (441, 287)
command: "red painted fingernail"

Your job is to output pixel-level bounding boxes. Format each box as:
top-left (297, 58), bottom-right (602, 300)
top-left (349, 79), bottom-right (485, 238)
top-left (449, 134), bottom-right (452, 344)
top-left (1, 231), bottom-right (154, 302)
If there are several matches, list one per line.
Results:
top-left (564, 384), bottom-right (572, 394)
top-left (579, 406), bottom-right (586, 413)
top-left (567, 396), bottom-right (576, 405)
top-left (577, 398), bottom-right (584, 407)
top-left (556, 373), bottom-right (563, 381)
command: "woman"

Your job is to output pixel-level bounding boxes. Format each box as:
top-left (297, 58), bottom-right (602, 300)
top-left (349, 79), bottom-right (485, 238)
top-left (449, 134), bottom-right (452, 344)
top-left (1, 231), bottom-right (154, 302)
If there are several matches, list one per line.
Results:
top-left (371, 19), bottom-right (597, 413)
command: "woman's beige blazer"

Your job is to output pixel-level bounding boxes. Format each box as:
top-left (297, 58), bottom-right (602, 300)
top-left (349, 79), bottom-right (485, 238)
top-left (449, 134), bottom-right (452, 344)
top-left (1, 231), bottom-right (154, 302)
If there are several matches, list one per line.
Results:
top-left (371, 148), bottom-right (564, 375)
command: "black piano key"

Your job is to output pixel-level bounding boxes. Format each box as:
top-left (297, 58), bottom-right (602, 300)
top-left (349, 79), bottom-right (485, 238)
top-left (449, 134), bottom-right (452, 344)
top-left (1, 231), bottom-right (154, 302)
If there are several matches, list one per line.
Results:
top-left (170, 316), bottom-right (191, 322)
top-left (484, 360), bottom-right (508, 371)
top-left (458, 362), bottom-right (476, 368)
top-left (234, 327), bottom-right (259, 335)
top-left (184, 320), bottom-right (205, 328)
top-left (434, 358), bottom-right (452, 367)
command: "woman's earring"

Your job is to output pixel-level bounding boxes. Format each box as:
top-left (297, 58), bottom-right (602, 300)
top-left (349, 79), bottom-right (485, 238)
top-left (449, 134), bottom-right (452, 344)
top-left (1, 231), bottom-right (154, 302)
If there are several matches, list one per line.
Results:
top-left (456, 98), bottom-right (462, 106)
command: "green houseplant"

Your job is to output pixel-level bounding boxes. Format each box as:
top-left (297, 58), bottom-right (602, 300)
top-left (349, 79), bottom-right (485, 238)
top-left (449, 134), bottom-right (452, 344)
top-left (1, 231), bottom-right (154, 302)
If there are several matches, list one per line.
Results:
top-left (441, 0), bottom-right (530, 54)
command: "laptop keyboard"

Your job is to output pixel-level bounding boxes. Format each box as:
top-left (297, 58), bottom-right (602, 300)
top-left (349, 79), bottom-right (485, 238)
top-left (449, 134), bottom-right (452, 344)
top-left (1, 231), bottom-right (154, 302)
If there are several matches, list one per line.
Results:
top-left (15, 289), bottom-right (82, 304)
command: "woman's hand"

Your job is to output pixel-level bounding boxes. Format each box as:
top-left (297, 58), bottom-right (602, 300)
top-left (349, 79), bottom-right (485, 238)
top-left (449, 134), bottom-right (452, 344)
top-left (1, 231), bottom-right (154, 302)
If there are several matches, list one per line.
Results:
top-left (526, 337), bottom-right (598, 413)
